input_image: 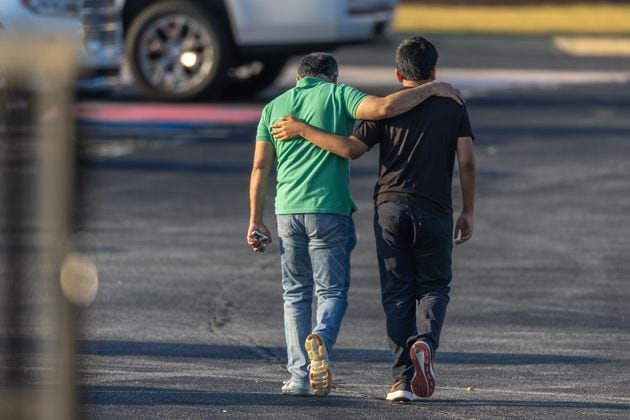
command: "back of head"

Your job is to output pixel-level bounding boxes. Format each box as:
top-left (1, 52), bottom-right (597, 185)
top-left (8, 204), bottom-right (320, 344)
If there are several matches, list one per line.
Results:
top-left (395, 37), bottom-right (438, 82)
top-left (297, 52), bottom-right (338, 82)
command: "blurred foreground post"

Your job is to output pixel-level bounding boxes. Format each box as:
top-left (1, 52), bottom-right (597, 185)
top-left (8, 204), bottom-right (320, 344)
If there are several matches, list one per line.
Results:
top-left (0, 38), bottom-right (83, 420)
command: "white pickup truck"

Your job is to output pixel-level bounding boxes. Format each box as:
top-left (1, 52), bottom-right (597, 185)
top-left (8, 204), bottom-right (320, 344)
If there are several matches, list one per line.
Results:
top-left (121, 0), bottom-right (398, 100)
top-left (2, 0), bottom-right (397, 100)
top-left (0, 0), bottom-right (123, 91)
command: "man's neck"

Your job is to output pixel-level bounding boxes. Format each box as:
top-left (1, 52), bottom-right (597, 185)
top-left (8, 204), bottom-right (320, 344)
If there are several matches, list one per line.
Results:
top-left (402, 79), bottom-right (432, 87)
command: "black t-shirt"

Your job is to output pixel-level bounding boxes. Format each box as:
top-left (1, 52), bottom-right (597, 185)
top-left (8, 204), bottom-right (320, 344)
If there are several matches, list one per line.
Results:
top-left (353, 94), bottom-right (474, 217)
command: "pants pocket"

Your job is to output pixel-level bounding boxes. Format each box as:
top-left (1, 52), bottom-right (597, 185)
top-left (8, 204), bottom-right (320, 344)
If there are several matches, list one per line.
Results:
top-left (307, 214), bottom-right (349, 243)
top-left (277, 215), bottom-right (296, 238)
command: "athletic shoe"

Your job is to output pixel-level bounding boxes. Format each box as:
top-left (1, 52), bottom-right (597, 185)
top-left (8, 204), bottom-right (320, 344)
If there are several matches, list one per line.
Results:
top-left (281, 379), bottom-right (310, 396)
top-left (385, 379), bottom-right (413, 402)
top-left (410, 340), bottom-right (436, 398)
top-left (305, 333), bottom-right (332, 396)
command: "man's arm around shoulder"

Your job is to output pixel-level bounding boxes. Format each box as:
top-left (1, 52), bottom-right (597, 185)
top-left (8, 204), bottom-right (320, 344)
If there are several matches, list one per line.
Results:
top-left (354, 81), bottom-right (462, 121)
top-left (271, 116), bottom-right (368, 160)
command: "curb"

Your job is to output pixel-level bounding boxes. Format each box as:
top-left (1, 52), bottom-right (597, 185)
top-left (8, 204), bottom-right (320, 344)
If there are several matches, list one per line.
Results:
top-left (76, 103), bottom-right (262, 139)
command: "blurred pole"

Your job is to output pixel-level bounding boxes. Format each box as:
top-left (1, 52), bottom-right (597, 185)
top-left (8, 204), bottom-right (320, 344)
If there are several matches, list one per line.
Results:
top-left (36, 38), bottom-right (80, 420)
top-left (0, 51), bottom-right (35, 419)
top-left (0, 38), bottom-right (80, 420)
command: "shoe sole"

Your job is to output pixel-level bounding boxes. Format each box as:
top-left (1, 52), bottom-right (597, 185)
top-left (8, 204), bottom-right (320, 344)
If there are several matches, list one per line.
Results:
top-left (386, 389), bottom-right (413, 402)
top-left (305, 334), bottom-right (331, 396)
top-left (410, 341), bottom-right (435, 398)
top-left (282, 391), bottom-right (309, 396)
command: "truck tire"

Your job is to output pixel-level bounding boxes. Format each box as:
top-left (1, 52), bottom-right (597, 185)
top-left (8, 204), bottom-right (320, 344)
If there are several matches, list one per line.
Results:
top-left (125, 0), bottom-right (231, 101)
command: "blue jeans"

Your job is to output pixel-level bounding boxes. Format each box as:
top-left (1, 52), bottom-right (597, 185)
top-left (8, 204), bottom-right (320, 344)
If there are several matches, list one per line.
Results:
top-left (277, 213), bottom-right (356, 384)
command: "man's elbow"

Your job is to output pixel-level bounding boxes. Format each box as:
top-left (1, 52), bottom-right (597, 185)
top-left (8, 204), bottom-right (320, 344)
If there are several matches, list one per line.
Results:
top-left (348, 150), bottom-right (362, 160)
top-left (359, 99), bottom-right (391, 120)
top-left (376, 99), bottom-right (394, 120)
top-left (336, 147), bottom-right (358, 160)
top-left (460, 158), bottom-right (476, 172)
top-left (251, 164), bottom-right (270, 175)
top-left (345, 138), bottom-right (367, 160)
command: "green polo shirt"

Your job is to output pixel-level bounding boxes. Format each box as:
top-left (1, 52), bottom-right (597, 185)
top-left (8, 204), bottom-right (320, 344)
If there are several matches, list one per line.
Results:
top-left (256, 77), bottom-right (367, 216)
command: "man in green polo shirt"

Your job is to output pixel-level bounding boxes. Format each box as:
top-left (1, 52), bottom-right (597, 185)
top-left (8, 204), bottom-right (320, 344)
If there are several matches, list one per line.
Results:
top-left (247, 52), bottom-right (461, 397)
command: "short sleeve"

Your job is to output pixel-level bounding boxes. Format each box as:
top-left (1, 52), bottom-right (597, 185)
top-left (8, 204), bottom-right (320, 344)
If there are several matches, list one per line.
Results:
top-left (256, 106), bottom-right (272, 142)
top-left (339, 84), bottom-right (368, 119)
top-left (353, 120), bottom-right (382, 150)
top-left (458, 105), bottom-right (475, 140)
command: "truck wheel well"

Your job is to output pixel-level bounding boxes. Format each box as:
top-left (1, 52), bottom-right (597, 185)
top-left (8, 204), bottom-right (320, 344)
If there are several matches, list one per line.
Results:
top-left (122, 0), bottom-right (233, 41)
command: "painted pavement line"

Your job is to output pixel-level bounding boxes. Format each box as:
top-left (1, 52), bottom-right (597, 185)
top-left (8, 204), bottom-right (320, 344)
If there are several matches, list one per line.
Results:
top-left (553, 36), bottom-right (630, 57)
top-left (76, 103), bottom-right (262, 124)
top-left (280, 66), bottom-right (630, 91)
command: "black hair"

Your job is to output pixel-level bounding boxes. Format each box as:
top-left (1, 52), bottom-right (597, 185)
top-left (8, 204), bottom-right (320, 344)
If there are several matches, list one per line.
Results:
top-left (297, 52), bottom-right (338, 81)
top-left (395, 36), bottom-right (438, 81)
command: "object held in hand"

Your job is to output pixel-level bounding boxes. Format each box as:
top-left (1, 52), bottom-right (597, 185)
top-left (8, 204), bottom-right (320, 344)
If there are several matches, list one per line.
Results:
top-left (251, 230), bottom-right (270, 247)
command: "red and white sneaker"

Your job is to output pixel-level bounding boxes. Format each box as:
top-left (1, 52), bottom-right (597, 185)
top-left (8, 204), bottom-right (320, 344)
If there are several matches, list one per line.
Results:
top-left (410, 340), bottom-right (436, 398)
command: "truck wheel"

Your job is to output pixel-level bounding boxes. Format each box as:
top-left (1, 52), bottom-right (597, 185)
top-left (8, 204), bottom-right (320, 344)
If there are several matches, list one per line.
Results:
top-left (125, 0), bottom-right (231, 101)
top-left (228, 58), bottom-right (288, 95)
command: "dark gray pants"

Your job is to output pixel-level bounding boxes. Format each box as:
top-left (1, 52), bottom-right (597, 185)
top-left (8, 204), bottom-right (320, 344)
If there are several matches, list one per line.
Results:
top-left (374, 201), bottom-right (453, 382)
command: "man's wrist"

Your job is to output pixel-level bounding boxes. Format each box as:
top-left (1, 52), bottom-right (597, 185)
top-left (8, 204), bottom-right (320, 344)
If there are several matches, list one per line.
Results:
top-left (299, 123), bottom-right (310, 138)
top-left (414, 82), bottom-right (437, 100)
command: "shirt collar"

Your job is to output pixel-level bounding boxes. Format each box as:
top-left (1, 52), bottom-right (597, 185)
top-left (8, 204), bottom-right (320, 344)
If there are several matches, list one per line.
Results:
top-left (296, 77), bottom-right (329, 88)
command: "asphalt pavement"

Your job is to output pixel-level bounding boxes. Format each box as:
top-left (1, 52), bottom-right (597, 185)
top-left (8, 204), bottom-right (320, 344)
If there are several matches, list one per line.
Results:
top-left (69, 34), bottom-right (630, 418)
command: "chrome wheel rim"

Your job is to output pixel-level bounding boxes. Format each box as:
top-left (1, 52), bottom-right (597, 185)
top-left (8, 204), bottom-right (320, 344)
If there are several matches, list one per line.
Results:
top-left (137, 14), bottom-right (215, 95)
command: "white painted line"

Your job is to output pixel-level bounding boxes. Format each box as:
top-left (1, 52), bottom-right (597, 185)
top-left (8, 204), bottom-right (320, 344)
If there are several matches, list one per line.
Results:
top-left (279, 66), bottom-right (630, 92)
top-left (554, 37), bottom-right (630, 57)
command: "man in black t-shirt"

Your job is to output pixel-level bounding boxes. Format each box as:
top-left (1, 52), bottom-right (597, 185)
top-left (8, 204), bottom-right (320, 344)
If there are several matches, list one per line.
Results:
top-left (271, 36), bottom-right (476, 402)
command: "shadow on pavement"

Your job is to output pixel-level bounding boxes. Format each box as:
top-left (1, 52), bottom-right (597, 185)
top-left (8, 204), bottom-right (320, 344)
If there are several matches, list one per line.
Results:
top-left (80, 340), bottom-right (604, 365)
top-left (418, 399), bottom-right (630, 412)
top-left (81, 386), bottom-right (365, 407)
top-left (80, 386), bottom-right (630, 412)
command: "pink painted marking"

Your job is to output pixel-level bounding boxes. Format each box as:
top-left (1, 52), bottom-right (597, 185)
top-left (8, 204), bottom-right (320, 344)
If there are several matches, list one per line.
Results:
top-left (76, 103), bottom-right (263, 124)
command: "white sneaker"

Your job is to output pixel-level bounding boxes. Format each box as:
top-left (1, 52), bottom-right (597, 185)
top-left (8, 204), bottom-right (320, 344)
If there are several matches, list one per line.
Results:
top-left (281, 379), bottom-right (310, 396)
top-left (386, 379), bottom-right (413, 402)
